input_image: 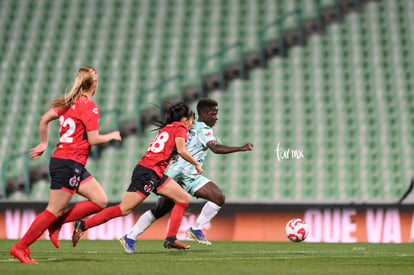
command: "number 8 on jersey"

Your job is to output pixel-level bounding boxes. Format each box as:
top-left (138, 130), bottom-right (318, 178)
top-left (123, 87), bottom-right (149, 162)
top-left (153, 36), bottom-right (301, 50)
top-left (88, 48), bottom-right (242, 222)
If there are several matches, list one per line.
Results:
top-left (148, 132), bottom-right (169, 153)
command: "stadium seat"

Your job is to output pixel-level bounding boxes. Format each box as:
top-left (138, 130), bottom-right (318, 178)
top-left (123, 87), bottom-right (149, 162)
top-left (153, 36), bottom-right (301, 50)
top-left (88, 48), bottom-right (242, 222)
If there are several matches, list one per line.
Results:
top-left (2, 0), bottom-right (414, 203)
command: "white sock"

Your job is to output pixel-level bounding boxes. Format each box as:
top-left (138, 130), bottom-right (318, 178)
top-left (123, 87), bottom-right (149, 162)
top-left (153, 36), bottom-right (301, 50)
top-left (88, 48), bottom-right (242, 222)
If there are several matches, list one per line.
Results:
top-left (192, 201), bottom-right (221, 230)
top-left (127, 210), bottom-right (156, 240)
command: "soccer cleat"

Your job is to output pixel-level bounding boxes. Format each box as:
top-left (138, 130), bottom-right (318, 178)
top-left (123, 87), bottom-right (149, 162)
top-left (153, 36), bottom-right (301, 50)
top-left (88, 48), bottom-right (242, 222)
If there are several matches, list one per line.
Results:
top-left (186, 228), bottom-right (212, 246)
top-left (119, 235), bottom-right (136, 254)
top-left (72, 220), bottom-right (86, 247)
top-left (48, 223), bottom-right (61, 248)
top-left (163, 237), bottom-right (190, 250)
top-left (10, 245), bottom-right (38, 264)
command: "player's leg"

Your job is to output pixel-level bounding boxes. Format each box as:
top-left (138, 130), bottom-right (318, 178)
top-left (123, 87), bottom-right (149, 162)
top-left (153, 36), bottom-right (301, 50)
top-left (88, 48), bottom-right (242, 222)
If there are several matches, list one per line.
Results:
top-left (72, 165), bottom-right (154, 247)
top-left (193, 181), bottom-right (225, 229)
top-left (194, 181), bottom-right (225, 206)
top-left (48, 176), bottom-right (107, 248)
top-left (120, 197), bottom-right (175, 253)
top-left (157, 177), bottom-right (191, 249)
top-left (187, 179), bottom-right (225, 245)
top-left (72, 191), bottom-right (145, 247)
top-left (11, 189), bottom-right (73, 263)
top-left (126, 196), bottom-right (174, 240)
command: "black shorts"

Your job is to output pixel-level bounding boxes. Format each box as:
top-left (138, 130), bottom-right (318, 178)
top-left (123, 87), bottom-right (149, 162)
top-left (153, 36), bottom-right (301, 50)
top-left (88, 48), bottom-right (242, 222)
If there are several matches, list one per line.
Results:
top-left (49, 158), bottom-right (92, 193)
top-left (127, 165), bottom-right (170, 198)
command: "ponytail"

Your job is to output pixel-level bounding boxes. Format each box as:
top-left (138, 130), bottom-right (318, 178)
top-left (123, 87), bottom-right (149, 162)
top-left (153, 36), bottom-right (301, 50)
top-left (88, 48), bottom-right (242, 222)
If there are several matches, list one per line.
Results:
top-left (153, 102), bottom-right (195, 130)
top-left (49, 66), bottom-right (97, 109)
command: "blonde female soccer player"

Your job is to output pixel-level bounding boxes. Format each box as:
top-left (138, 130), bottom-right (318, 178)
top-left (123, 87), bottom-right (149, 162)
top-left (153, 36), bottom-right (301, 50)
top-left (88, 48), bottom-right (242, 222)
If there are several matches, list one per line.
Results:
top-left (10, 66), bottom-right (121, 264)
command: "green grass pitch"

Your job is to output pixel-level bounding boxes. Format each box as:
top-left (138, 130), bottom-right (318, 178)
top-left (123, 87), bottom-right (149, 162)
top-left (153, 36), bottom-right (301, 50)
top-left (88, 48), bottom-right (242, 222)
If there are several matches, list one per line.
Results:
top-left (1, 239), bottom-right (414, 274)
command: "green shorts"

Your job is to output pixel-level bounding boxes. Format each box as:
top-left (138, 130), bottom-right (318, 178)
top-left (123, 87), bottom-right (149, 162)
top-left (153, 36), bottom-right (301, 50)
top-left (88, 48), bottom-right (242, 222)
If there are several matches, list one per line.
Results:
top-left (166, 169), bottom-right (211, 196)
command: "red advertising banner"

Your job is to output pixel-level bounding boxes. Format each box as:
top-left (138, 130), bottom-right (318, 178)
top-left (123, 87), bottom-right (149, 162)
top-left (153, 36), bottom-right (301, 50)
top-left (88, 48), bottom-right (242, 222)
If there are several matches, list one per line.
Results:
top-left (1, 205), bottom-right (413, 243)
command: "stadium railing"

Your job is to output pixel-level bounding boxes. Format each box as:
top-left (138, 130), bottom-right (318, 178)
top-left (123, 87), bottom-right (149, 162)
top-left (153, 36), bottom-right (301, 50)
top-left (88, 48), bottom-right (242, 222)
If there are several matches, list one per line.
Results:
top-left (1, 150), bottom-right (30, 197)
top-left (136, 74), bottom-right (184, 135)
top-left (198, 41), bottom-right (245, 99)
top-left (259, 9), bottom-right (304, 68)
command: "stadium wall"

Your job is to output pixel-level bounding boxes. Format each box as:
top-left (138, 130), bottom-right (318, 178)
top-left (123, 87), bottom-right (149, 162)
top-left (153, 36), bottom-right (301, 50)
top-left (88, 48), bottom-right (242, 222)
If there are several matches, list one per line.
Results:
top-left (1, 202), bottom-right (413, 243)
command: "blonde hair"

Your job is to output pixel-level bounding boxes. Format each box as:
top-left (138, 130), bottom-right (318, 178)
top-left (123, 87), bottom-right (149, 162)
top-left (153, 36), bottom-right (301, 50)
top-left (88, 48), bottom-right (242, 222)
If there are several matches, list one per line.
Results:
top-left (49, 66), bottom-right (98, 109)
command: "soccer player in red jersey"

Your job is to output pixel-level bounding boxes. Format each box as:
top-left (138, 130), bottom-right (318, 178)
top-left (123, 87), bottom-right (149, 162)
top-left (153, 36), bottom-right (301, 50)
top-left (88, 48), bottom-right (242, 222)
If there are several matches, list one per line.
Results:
top-left (120, 98), bottom-right (253, 253)
top-left (10, 67), bottom-right (122, 264)
top-left (71, 102), bottom-right (202, 250)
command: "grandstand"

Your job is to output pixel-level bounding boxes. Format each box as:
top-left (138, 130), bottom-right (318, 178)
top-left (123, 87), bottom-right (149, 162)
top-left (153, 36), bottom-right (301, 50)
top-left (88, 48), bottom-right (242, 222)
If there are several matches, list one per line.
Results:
top-left (1, 0), bottom-right (413, 203)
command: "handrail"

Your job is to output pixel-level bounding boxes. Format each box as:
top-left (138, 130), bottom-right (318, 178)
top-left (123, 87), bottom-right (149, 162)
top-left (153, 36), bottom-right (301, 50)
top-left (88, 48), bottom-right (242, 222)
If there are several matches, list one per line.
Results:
top-left (198, 41), bottom-right (245, 99)
top-left (316, 0), bottom-right (361, 29)
top-left (1, 150), bottom-right (30, 198)
top-left (136, 74), bottom-right (183, 135)
top-left (259, 9), bottom-right (304, 67)
top-left (316, 0), bottom-right (324, 34)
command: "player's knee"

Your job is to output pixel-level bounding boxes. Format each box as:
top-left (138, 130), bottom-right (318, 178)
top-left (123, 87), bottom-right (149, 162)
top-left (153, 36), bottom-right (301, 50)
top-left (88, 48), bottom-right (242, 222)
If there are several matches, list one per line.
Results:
top-left (119, 206), bottom-right (133, 216)
top-left (184, 194), bottom-right (191, 204)
top-left (180, 192), bottom-right (191, 204)
top-left (93, 195), bottom-right (108, 208)
top-left (216, 192), bottom-right (225, 206)
top-left (152, 203), bottom-right (174, 219)
top-left (151, 208), bottom-right (165, 219)
top-left (49, 208), bottom-right (65, 218)
top-left (209, 189), bottom-right (225, 206)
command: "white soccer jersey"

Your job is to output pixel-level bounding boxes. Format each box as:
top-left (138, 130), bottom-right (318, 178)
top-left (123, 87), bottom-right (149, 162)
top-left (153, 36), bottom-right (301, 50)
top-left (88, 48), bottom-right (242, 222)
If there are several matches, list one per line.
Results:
top-left (167, 120), bottom-right (216, 176)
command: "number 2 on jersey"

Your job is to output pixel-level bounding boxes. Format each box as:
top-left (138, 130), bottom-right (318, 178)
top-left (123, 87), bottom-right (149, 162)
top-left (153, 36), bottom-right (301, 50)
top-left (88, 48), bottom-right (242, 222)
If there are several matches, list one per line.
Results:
top-left (148, 132), bottom-right (169, 153)
top-left (59, 116), bottom-right (76, 143)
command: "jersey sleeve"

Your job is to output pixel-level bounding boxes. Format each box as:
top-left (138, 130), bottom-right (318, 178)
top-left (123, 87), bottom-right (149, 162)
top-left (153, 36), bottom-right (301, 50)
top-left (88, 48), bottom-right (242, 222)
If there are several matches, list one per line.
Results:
top-left (198, 126), bottom-right (216, 146)
top-left (175, 124), bottom-right (188, 142)
top-left (54, 107), bottom-right (63, 116)
top-left (81, 102), bottom-right (100, 131)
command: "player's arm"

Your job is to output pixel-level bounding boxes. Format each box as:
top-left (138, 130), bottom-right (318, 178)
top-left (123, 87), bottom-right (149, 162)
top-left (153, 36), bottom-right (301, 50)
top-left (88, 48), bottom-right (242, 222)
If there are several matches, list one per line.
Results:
top-left (87, 130), bottom-right (121, 146)
top-left (175, 136), bottom-right (203, 174)
top-left (29, 108), bottom-right (59, 159)
top-left (207, 141), bottom-right (253, 154)
top-left (84, 104), bottom-right (122, 145)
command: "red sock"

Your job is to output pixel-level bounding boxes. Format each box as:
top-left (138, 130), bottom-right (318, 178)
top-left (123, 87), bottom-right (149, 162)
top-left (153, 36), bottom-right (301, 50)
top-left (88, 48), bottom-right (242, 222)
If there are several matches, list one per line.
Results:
top-left (167, 202), bottom-right (189, 238)
top-left (17, 210), bottom-right (57, 249)
top-left (84, 205), bottom-right (122, 230)
top-left (51, 201), bottom-right (103, 228)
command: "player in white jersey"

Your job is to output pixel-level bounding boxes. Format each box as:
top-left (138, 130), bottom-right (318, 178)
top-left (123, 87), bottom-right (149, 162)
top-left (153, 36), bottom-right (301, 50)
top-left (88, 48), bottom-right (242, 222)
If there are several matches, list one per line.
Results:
top-left (119, 98), bottom-right (253, 253)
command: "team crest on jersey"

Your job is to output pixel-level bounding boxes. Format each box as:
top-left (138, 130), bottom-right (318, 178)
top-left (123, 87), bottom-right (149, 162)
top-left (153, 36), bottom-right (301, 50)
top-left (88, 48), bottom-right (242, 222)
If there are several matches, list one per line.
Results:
top-left (69, 175), bottom-right (80, 187)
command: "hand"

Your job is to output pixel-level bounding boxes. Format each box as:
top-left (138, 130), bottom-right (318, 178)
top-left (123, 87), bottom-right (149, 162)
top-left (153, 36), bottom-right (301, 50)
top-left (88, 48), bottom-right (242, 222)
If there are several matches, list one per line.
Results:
top-left (241, 143), bottom-right (253, 151)
top-left (111, 131), bottom-right (122, 141)
top-left (195, 164), bottom-right (203, 175)
top-left (29, 143), bottom-right (48, 160)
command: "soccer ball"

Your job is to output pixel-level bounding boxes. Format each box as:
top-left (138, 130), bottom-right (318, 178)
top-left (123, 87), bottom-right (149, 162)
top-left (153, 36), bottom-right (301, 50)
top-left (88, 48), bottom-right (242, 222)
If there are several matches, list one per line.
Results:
top-left (285, 218), bottom-right (308, 242)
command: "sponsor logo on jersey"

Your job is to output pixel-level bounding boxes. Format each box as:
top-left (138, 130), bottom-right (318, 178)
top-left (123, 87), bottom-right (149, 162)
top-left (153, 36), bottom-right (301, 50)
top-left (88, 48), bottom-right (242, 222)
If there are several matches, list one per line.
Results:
top-left (92, 108), bottom-right (99, 114)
